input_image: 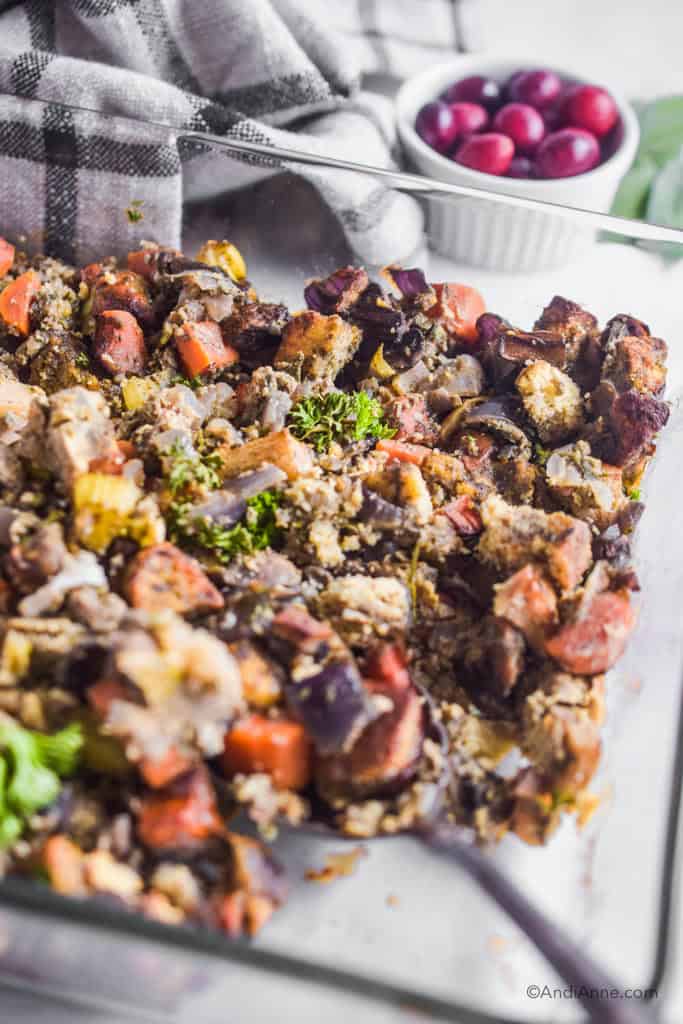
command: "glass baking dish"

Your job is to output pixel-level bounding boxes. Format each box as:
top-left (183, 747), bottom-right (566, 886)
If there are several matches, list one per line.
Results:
top-left (0, 105), bottom-right (682, 1023)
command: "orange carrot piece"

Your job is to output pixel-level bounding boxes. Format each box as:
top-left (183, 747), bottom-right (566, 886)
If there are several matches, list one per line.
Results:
top-left (376, 438), bottom-right (431, 465)
top-left (127, 248), bottom-right (180, 281)
top-left (0, 269), bottom-right (41, 336)
top-left (139, 747), bottom-right (194, 788)
top-left (221, 715), bottom-right (312, 791)
top-left (80, 262), bottom-right (104, 286)
top-left (176, 320), bottom-right (239, 377)
top-left (42, 835), bottom-right (86, 895)
top-left (94, 309), bottom-right (147, 376)
top-left (0, 237), bottom-right (15, 277)
top-left (137, 768), bottom-right (223, 851)
top-left (427, 282), bottom-right (486, 344)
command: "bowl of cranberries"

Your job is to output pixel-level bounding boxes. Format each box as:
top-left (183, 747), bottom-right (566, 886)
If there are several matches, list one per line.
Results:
top-left (396, 58), bottom-right (639, 271)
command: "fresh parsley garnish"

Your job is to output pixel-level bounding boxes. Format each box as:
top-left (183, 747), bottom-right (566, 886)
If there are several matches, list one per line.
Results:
top-left (627, 486), bottom-right (641, 501)
top-left (288, 390), bottom-right (394, 453)
top-left (75, 352), bottom-right (90, 368)
top-left (0, 721), bottom-right (83, 848)
top-left (165, 441), bottom-right (222, 496)
top-left (126, 200), bottom-right (144, 224)
top-left (168, 490), bottom-right (282, 563)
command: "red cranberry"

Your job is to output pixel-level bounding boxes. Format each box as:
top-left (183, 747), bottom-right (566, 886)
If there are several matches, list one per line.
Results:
top-left (507, 156), bottom-right (533, 178)
top-left (534, 128), bottom-right (600, 178)
top-left (415, 101), bottom-right (458, 153)
top-left (508, 69), bottom-right (562, 110)
top-left (454, 133), bottom-right (515, 176)
top-left (492, 103), bottom-right (545, 154)
top-left (542, 97), bottom-right (567, 132)
top-left (448, 101), bottom-right (489, 140)
top-left (443, 75), bottom-right (501, 111)
top-left (601, 116), bottom-right (624, 161)
top-left (561, 84), bottom-right (618, 138)
top-left (503, 70), bottom-right (526, 101)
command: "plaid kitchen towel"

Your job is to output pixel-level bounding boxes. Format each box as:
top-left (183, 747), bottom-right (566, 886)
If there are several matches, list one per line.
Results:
top-left (0, 0), bottom-right (481, 267)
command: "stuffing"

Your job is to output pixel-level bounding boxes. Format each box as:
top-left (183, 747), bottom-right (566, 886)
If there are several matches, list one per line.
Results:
top-left (275, 311), bottom-right (361, 381)
top-left (515, 359), bottom-right (583, 444)
top-left (477, 494), bottom-right (592, 591)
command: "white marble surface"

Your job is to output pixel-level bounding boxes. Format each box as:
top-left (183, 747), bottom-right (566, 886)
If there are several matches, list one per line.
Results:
top-left (3, 1), bottom-right (683, 1021)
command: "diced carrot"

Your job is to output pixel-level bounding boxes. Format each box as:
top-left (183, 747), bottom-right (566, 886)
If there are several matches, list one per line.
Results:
top-left (137, 767), bottom-right (224, 851)
top-left (0, 237), bottom-right (15, 277)
top-left (42, 835), bottom-right (86, 895)
top-left (0, 269), bottom-right (41, 336)
top-left (427, 282), bottom-right (486, 344)
top-left (127, 247), bottom-right (181, 281)
top-left (216, 429), bottom-right (314, 482)
top-left (364, 643), bottom-right (411, 694)
top-left (124, 542), bottom-right (224, 615)
top-left (117, 439), bottom-right (137, 459)
top-left (176, 320), bottom-right (239, 377)
top-left (81, 262), bottom-right (104, 286)
top-left (376, 438), bottom-right (430, 465)
top-left (139, 747), bottom-right (194, 788)
top-left (94, 309), bottom-right (147, 376)
top-left (545, 592), bottom-right (636, 675)
top-left (221, 715), bottom-right (312, 791)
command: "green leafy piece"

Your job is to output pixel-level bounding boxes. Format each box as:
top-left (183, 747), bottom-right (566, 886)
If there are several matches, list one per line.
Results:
top-left (0, 812), bottom-right (23, 849)
top-left (169, 490), bottom-right (282, 564)
top-left (606, 96), bottom-right (683, 251)
top-left (75, 351), bottom-right (90, 369)
top-left (0, 721), bottom-right (83, 825)
top-left (165, 441), bottom-right (222, 496)
top-left (288, 390), bottom-right (394, 453)
top-left (0, 757), bottom-right (23, 849)
top-left (645, 154), bottom-right (683, 258)
top-left (33, 722), bottom-right (84, 777)
top-left (126, 199), bottom-right (144, 224)
top-left (534, 443), bottom-right (551, 467)
top-left (638, 97), bottom-right (683, 167)
top-left (2, 727), bottom-right (61, 815)
top-left (610, 155), bottom-right (659, 223)
top-left (627, 486), bottom-right (641, 501)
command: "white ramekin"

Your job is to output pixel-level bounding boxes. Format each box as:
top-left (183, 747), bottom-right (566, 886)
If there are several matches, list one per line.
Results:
top-left (396, 57), bottom-right (640, 272)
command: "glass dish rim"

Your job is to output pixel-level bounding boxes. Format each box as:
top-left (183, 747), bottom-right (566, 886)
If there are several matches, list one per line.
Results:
top-left (0, 119), bottom-right (679, 1021)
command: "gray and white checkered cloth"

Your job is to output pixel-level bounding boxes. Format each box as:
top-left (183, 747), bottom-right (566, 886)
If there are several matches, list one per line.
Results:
top-left (0, 0), bottom-right (481, 266)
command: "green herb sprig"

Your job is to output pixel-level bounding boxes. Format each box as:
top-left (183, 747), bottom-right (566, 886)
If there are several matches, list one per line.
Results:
top-left (169, 490), bottom-right (282, 564)
top-left (165, 441), bottom-right (222, 496)
top-left (0, 721), bottom-right (83, 848)
top-left (126, 199), bottom-right (144, 224)
top-left (534, 443), bottom-right (551, 467)
top-left (288, 390), bottom-right (394, 453)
